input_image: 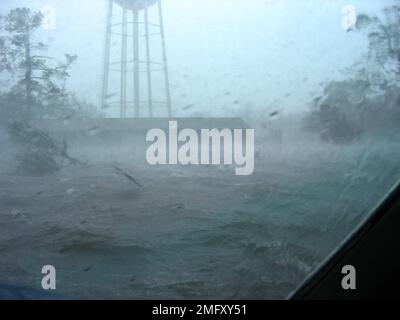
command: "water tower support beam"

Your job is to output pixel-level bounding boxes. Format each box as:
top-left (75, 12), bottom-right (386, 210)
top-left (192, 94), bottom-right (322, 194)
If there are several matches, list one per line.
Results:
top-left (144, 8), bottom-right (153, 118)
top-left (133, 9), bottom-right (140, 118)
top-left (101, 0), bottom-right (113, 109)
top-left (120, 7), bottom-right (128, 118)
top-left (158, 0), bottom-right (172, 117)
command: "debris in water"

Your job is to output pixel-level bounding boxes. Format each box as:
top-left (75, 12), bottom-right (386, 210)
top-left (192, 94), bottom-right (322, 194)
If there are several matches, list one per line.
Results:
top-left (112, 165), bottom-right (143, 188)
top-left (169, 203), bottom-right (185, 210)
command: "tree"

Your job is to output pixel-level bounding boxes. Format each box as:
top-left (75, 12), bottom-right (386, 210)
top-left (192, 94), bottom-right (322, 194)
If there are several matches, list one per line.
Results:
top-left (355, 6), bottom-right (400, 87)
top-left (0, 8), bottom-right (81, 175)
top-left (303, 80), bottom-right (366, 144)
top-left (303, 6), bottom-right (400, 143)
top-left (0, 8), bottom-right (77, 120)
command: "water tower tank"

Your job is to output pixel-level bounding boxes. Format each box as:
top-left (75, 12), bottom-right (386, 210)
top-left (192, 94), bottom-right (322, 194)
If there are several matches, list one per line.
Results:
top-left (115, 0), bottom-right (158, 10)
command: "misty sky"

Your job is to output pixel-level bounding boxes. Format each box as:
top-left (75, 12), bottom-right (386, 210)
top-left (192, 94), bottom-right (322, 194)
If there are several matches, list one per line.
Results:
top-left (0, 0), bottom-right (396, 117)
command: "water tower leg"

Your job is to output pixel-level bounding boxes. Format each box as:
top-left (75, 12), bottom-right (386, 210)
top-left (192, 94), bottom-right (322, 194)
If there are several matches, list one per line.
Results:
top-left (121, 8), bottom-right (128, 118)
top-left (144, 8), bottom-right (153, 118)
top-left (101, 0), bottom-right (113, 110)
top-left (158, 0), bottom-right (172, 117)
top-left (120, 7), bottom-right (128, 118)
top-left (133, 10), bottom-right (140, 118)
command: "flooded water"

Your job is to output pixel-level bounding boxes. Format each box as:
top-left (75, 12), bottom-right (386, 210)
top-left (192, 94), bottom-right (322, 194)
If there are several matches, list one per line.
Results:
top-left (1, 123), bottom-right (399, 299)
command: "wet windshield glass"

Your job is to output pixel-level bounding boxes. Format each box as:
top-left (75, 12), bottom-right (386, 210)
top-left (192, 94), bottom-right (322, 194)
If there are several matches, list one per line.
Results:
top-left (0, 0), bottom-right (399, 299)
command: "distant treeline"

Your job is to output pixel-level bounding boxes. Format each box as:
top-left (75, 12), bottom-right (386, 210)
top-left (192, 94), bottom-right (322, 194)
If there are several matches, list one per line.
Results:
top-left (304, 6), bottom-right (400, 144)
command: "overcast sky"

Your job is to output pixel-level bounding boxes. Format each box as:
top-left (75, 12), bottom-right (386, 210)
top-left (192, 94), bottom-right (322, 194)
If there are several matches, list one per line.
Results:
top-left (0, 0), bottom-right (396, 117)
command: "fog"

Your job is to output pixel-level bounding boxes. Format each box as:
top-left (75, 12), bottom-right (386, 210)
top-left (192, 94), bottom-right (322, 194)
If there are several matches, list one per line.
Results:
top-left (0, 0), bottom-right (396, 117)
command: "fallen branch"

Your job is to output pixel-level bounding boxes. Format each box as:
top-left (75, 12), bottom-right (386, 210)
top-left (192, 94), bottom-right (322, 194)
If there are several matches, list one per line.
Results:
top-left (112, 165), bottom-right (143, 188)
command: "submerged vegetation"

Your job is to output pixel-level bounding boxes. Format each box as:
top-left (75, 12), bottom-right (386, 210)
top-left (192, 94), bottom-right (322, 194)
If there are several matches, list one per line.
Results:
top-left (304, 5), bottom-right (400, 144)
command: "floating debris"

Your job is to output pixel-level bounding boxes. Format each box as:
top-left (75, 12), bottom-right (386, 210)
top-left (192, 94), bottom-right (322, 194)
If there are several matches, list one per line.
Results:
top-left (169, 203), bottom-right (185, 210)
top-left (112, 165), bottom-right (143, 188)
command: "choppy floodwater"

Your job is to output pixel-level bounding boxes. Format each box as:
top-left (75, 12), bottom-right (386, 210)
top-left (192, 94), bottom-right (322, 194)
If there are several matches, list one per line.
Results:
top-left (0, 128), bottom-right (399, 299)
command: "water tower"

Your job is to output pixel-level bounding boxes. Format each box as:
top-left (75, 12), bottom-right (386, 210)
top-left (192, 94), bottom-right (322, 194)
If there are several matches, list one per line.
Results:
top-left (101, 0), bottom-right (172, 118)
